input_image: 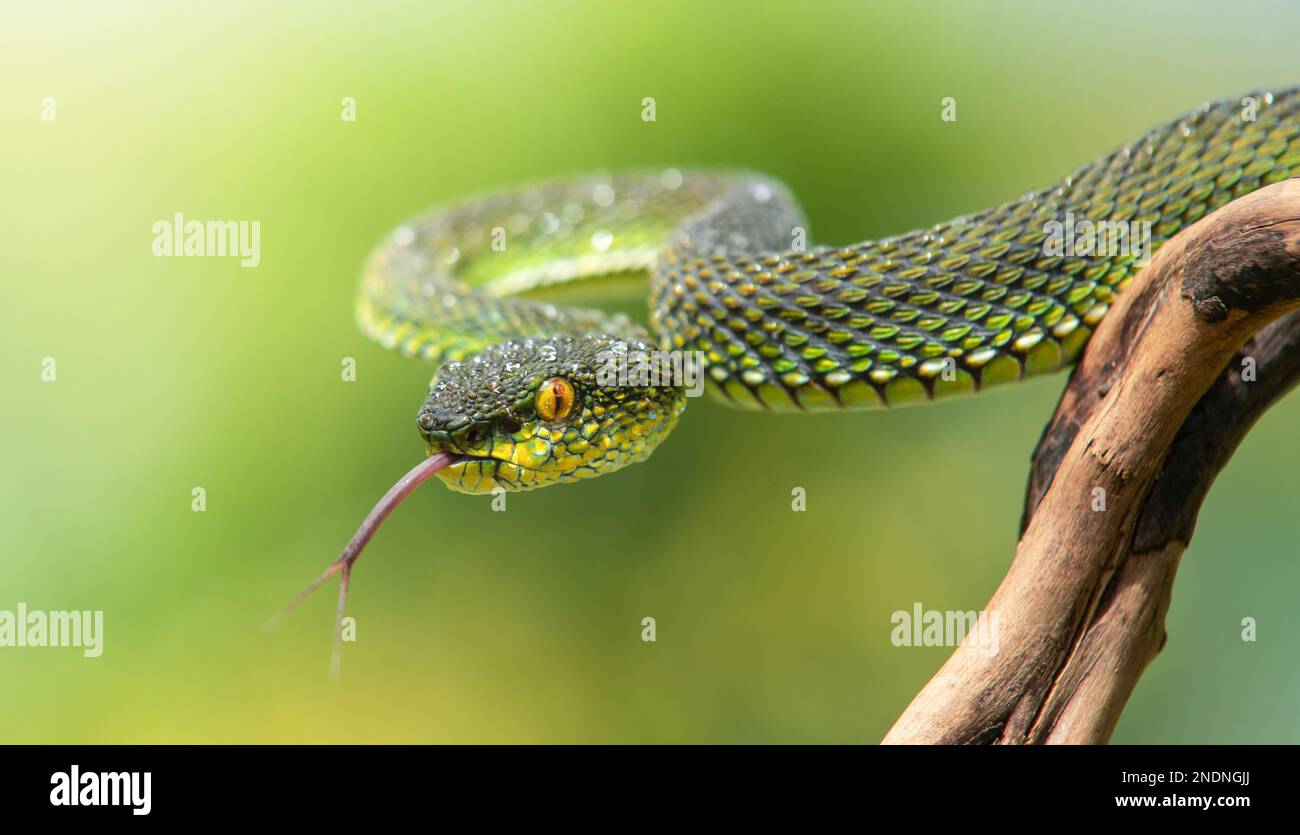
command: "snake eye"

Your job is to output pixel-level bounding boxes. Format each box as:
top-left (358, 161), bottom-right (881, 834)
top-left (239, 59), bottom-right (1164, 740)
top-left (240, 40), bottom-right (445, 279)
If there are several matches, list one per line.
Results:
top-left (535, 377), bottom-right (575, 422)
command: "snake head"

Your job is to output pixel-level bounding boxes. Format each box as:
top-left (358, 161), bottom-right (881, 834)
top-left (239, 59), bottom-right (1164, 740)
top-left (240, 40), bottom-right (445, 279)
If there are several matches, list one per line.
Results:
top-left (416, 334), bottom-right (688, 493)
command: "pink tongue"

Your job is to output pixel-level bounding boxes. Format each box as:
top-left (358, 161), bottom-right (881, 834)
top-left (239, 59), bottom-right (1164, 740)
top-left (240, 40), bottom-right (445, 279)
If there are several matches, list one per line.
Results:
top-left (332, 451), bottom-right (458, 567)
top-left (271, 451), bottom-right (457, 677)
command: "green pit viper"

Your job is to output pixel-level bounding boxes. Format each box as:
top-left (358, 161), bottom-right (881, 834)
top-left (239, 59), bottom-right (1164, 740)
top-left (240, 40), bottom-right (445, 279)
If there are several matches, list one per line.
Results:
top-left (282, 87), bottom-right (1300, 665)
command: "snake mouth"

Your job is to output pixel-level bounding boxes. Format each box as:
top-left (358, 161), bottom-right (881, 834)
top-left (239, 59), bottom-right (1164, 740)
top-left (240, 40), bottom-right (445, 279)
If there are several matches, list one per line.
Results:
top-left (436, 450), bottom-right (541, 493)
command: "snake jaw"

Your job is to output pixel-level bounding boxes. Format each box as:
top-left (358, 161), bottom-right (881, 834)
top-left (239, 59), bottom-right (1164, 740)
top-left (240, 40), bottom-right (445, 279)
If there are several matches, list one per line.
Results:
top-left (417, 416), bottom-right (541, 493)
top-left (438, 453), bottom-right (531, 494)
top-left (427, 419), bottom-right (569, 494)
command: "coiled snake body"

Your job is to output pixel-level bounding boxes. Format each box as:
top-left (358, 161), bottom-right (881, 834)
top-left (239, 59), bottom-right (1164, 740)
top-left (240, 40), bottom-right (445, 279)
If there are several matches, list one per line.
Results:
top-left (358, 88), bottom-right (1300, 493)
top-left (282, 87), bottom-right (1300, 670)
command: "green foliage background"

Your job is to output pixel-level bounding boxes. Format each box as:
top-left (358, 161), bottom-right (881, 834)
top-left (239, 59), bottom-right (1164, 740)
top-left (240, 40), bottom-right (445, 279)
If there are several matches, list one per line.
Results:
top-left (2, 0), bottom-right (1297, 742)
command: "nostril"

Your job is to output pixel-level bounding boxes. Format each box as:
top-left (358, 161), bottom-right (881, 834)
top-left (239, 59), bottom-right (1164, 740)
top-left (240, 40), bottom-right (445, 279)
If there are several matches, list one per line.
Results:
top-left (465, 426), bottom-right (488, 446)
top-left (417, 412), bottom-right (436, 433)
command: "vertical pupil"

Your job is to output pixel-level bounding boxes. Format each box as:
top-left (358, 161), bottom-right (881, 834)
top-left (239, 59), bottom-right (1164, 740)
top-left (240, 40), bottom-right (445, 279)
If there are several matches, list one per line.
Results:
top-left (540, 379), bottom-right (570, 419)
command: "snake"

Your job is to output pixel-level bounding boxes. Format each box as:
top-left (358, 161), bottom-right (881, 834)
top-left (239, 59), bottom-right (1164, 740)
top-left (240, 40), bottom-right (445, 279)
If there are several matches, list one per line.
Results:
top-left (283, 86), bottom-right (1300, 664)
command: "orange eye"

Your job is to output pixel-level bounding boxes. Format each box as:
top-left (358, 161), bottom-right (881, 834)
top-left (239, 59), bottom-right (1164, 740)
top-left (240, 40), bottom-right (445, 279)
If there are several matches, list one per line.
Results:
top-left (535, 377), bottom-right (575, 422)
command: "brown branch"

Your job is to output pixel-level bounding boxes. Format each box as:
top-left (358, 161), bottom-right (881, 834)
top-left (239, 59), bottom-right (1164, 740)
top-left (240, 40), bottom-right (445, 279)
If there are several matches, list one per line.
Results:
top-left (884, 179), bottom-right (1300, 744)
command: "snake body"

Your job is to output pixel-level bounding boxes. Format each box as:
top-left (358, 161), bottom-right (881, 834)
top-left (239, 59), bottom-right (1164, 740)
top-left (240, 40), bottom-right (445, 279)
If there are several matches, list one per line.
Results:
top-left (357, 88), bottom-right (1300, 492)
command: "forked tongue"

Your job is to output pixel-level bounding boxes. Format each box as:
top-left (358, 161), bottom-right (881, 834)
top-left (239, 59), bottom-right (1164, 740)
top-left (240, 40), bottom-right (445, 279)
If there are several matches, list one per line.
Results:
top-left (268, 451), bottom-right (456, 678)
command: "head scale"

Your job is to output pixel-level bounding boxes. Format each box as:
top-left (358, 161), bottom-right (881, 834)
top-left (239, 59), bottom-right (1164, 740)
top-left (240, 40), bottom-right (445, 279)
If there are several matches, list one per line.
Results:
top-left (416, 334), bottom-right (687, 493)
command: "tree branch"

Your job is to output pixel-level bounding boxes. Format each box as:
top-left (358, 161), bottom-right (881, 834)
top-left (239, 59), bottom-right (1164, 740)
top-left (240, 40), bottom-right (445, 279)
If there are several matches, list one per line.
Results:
top-left (884, 179), bottom-right (1300, 744)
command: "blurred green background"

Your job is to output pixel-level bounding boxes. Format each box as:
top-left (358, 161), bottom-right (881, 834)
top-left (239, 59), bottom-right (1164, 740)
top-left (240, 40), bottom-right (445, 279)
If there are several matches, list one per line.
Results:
top-left (2, 0), bottom-right (1298, 743)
